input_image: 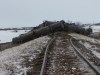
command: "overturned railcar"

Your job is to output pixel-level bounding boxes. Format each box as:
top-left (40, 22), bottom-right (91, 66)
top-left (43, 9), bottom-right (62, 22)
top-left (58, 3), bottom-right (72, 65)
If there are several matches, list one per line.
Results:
top-left (12, 31), bottom-right (34, 44)
top-left (12, 20), bottom-right (92, 44)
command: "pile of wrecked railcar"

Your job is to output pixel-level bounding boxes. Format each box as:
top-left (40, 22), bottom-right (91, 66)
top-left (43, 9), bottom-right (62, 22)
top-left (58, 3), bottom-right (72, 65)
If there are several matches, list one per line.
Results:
top-left (12, 20), bottom-right (92, 44)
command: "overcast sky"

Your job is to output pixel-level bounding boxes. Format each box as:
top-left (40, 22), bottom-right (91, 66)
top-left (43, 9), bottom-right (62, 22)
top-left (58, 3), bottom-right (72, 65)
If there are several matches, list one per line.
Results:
top-left (0, 0), bottom-right (100, 28)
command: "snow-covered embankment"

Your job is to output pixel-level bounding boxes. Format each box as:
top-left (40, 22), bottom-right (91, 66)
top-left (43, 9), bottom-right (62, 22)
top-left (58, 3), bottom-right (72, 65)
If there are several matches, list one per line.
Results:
top-left (69, 33), bottom-right (100, 60)
top-left (0, 36), bottom-right (51, 75)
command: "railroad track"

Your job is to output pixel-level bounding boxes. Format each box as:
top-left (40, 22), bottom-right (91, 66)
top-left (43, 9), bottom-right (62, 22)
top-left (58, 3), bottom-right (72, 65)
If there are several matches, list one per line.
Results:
top-left (40, 36), bottom-right (56, 75)
top-left (70, 37), bottom-right (100, 75)
top-left (32, 36), bottom-right (56, 75)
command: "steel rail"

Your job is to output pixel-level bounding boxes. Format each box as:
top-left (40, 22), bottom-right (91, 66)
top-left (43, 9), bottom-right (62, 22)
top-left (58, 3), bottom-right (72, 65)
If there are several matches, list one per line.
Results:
top-left (40, 36), bottom-right (56, 75)
top-left (70, 37), bottom-right (100, 75)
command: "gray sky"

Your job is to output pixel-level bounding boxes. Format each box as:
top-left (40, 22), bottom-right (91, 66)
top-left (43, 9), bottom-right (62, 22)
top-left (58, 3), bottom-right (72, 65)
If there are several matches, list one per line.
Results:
top-left (0, 0), bottom-right (100, 28)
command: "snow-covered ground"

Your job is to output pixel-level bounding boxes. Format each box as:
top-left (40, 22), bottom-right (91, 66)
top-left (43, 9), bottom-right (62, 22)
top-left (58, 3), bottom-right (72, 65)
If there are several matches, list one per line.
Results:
top-left (0, 30), bottom-right (30, 43)
top-left (79, 41), bottom-right (100, 59)
top-left (69, 33), bottom-right (100, 44)
top-left (69, 33), bottom-right (100, 59)
top-left (0, 36), bottom-right (50, 75)
top-left (91, 25), bottom-right (100, 33)
top-left (84, 25), bottom-right (100, 33)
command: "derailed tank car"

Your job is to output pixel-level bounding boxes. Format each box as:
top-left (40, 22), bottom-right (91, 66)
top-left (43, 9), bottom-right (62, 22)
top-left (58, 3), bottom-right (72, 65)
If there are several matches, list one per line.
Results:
top-left (12, 31), bottom-right (35, 44)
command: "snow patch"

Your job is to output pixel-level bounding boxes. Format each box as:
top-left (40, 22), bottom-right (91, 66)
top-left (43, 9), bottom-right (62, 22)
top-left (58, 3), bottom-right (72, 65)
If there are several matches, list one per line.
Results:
top-left (92, 51), bottom-right (100, 59)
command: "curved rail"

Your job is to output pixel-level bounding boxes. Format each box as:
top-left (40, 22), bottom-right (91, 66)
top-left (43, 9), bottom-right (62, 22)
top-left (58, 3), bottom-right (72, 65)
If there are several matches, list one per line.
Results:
top-left (70, 37), bottom-right (100, 75)
top-left (40, 36), bottom-right (56, 75)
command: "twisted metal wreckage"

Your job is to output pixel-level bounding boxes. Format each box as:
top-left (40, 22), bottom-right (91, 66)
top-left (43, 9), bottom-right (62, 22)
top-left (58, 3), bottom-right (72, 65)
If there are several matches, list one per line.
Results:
top-left (12, 20), bottom-right (92, 44)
